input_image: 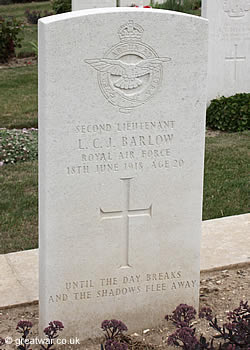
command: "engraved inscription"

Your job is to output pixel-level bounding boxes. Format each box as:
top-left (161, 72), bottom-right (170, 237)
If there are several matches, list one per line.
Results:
top-left (223, 23), bottom-right (250, 41)
top-left (47, 271), bottom-right (198, 303)
top-left (225, 44), bottom-right (246, 80)
top-left (100, 177), bottom-right (152, 268)
top-left (66, 119), bottom-right (185, 176)
top-left (224, 0), bottom-right (250, 18)
top-left (85, 21), bottom-right (171, 112)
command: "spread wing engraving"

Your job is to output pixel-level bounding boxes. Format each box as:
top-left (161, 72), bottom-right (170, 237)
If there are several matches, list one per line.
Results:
top-left (85, 57), bottom-right (171, 90)
top-left (85, 59), bottom-right (126, 76)
top-left (134, 58), bottom-right (171, 76)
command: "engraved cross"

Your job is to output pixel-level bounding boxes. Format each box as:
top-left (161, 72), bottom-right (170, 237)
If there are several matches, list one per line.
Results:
top-left (100, 177), bottom-right (152, 269)
top-left (225, 44), bottom-right (246, 81)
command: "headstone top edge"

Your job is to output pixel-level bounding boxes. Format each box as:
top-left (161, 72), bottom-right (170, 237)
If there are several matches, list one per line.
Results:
top-left (38, 8), bottom-right (208, 25)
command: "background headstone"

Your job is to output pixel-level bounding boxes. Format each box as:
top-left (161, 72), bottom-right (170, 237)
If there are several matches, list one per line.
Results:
top-left (72, 0), bottom-right (165, 11)
top-left (202, 0), bottom-right (250, 102)
top-left (39, 8), bottom-right (208, 340)
top-left (72, 0), bottom-right (115, 11)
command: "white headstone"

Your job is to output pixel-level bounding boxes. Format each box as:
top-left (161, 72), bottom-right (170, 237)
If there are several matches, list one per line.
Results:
top-left (72, 0), bottom-right (115, 11)
top-left (202, 0), bottom-right (250, 102)
top-left (72, 0), bottom-right (165, 11)
top-left (39, 8), bottom-right (208, 340)
top-left (120, 0), bottom-right (149, 6)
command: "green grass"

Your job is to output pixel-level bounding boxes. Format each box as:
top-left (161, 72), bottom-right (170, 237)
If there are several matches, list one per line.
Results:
top-left (0, 131), bottom-right (249, 254)
top-left (0, 161), bottom-right (38, 254)
top-left (203, 131), bottom-right (250, 220)
top-left (0, 1), bottom-right (51, 56)
top-left (0, 65), bottom-right (38, 129)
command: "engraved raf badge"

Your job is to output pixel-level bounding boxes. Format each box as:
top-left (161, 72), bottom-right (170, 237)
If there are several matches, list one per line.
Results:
top-left (223, 0), bottom-right (250, 18)
top-left (85, 20), bottom-right (171, 113)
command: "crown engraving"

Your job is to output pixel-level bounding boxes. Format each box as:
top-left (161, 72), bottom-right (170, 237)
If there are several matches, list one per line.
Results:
top-left (119, 20), bottom-right (144, 42)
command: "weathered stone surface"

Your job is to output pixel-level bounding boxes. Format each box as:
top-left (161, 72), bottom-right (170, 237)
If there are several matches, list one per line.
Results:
top-left (201, 214), bottom-right (250, 271)
top-left (39, 8), bottom-right (208, 340)
top-left (202, 0), bottom-right (250, 102)
top-left (0, 250), bottom-right (38, 308)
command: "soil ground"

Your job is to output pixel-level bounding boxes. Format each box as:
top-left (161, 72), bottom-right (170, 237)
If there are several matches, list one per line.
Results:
top-left (0, 57), bottom-right (37, 69)
top-left (0, 265), bottom-right (249, 349)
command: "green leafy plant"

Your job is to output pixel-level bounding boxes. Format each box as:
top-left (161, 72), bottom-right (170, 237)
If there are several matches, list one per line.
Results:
top-left (0, 128), bottom-right (38, 165)
top-left (25, 9), bottom-right (53, 25)
top-left (153, 0), bottom-right (199, 13)
top-left (192, 0), bottom-right (201, 9)
top-left (30, 41), bottom-right (38, 57)
top-left (2, 0), bottom-right (48, 3)
top-left (206, 93), bottom-right (250, 132)
top-left (0, 0), bottom-right (13, 5)
top-left (51, 0), bottom-right (71, 14)
top-left (0, 16), bottom-right (23, 63)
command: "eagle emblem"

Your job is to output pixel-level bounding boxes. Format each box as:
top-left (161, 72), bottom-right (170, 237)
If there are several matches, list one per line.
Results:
top-left (85, 21), bottom-right (171, 113)
top-left (85, 57), bottom-right (170, 90)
